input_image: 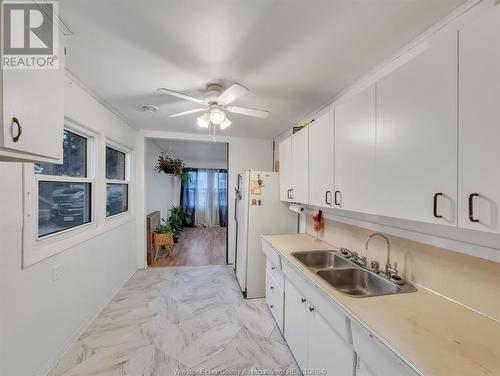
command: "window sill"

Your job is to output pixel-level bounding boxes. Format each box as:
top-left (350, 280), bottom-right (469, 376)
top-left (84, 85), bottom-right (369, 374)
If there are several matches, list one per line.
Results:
top-left (23, 212), bottom-right (135, 268)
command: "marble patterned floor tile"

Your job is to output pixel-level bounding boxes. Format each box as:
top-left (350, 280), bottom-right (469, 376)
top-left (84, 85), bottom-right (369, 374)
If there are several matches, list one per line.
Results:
top-left (49, 265), bottom-right (297, 376)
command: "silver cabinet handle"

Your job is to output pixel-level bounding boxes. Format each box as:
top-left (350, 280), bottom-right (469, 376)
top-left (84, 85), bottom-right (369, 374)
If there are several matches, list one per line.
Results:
top-left (301, 298), bottom-right (306, 303)
top-left (12, 117), bottom-right (22, 143)
top-left (309, 306), bottom-right (315, 312)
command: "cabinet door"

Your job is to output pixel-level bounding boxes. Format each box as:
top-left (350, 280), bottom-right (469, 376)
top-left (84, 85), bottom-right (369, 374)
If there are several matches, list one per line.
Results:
top-left (291, 127), bottom-right (308, 204)
top-left (1, 33), bottom-right (64, 162)
top-left (334, 85), bottom-right (377, 214)
top-left (376, 27), bottom-right (458, 225)
top-left (308, 305), bottom-right (354, 375)
top-left (284, 279), bottom-right (308, 369)
top-left (309, 109), bottom-right (334, 208)
top-left (355, 357), bottom-right (376, 376)
top-left (279, 137), bottom-right (292, 202)
top-left (458, 2), bottom-right (500, 233)
top-left (265, 270), bottom-right (284, 332)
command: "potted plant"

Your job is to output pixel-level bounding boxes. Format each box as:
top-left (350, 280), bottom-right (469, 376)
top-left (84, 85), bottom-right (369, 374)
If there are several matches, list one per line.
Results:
top-left (153, 218), bottom-right (174, 261)
top-left (167, 205), bottom-right (191, 242)
top-left (155, 153), bottom-right (190, 182)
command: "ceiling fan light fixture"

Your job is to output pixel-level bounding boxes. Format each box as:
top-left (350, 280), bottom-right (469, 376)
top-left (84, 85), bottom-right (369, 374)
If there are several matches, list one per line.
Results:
top-left (209, 108), bottom-right (226, 125)
top-left (197, 112), bottom-right (210, 128)
top-left (220, 118), bottom-right (232, 130)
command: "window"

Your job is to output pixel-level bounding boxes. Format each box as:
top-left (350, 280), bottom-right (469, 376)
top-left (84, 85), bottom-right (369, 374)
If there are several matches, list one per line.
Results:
top-left (35, 130), bottom-right (93, 237)
top-left (105, 145), bottom-right (129, 217)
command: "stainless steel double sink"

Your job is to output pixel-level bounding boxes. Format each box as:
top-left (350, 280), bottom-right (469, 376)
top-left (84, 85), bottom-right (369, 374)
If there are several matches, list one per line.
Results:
top-left (292, 251), bottom-right (417, 298)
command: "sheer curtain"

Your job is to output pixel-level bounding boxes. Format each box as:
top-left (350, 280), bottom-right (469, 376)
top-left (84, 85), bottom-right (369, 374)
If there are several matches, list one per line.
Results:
top-left (180, 168), bottom-right (227, 227)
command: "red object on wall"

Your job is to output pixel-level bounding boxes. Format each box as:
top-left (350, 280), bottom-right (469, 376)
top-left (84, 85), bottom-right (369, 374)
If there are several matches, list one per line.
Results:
top-left (312, 210), bottom-right (323, 232)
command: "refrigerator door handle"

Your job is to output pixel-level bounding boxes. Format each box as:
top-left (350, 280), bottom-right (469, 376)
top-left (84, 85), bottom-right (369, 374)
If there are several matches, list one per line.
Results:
top-left (234, 196), bottom-right (239, 222)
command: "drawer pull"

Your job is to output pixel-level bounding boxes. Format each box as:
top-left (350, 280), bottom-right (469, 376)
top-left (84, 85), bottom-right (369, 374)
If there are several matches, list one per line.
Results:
top-left (271, 266), bottom-right (276, 270)
top-left (12, 117), bottom-right (22, 143)
top-left (270, 305), bottom-right (274, 309)
top-left (309, 307), bottom-right (315, 312)
top-left (270, 286), bottom-right (274, 290)
top-left (301, 298), bottom-right (306, 303)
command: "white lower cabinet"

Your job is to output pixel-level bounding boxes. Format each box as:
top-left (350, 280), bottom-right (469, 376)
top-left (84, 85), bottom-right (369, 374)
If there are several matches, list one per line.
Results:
top-left (265, 269), bottom-right (284, 333)
top-left (351, 320), bottom-right (419, 376)
top-left (284, 277), bottom-right (354, 374)
top-left (355, 356), bottom-right (376, 376)
top-left (279, 260), bottom-right (419, 376)
top-left (284, 279), bottom-right (309, 368)
top-left (308, 303), bottom-right (354, 375)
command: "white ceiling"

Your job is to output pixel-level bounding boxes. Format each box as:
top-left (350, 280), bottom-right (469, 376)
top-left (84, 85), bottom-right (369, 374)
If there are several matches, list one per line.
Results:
top-left (61, 0), bottom-right (467, 139)
top-left (151, 138), bottom-right (227, 163)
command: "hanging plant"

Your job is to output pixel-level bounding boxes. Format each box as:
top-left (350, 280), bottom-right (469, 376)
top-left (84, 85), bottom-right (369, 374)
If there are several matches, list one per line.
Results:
top-left (155, 152), bottom-right (190, 182)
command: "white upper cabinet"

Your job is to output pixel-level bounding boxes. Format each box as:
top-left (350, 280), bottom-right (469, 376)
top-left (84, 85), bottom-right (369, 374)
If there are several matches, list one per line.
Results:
top-left (0, 33), bottom-right (65, 163)
top-left (458, 1), bottom-right (500, 233)
top-left (376, 27), bottom-right (458, 225)
top-left (279, 136), bottom-right (293, 202)
top-left (291, 127), bottom-right (309, 203)
top-left (309, 108), bottom-right (334, 208)
top-left (334, 85), bottom-right (378, 214)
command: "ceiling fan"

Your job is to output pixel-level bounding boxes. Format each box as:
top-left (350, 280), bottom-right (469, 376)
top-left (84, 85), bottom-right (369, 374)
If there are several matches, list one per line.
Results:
top-left (157, 82), bottom-right (270, 130)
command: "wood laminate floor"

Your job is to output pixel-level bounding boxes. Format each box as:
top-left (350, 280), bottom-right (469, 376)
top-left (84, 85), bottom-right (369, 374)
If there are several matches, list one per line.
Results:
top-left (49, 266), bottom-right (296, 376)
top-left (152, 227), bottom-right (226, 267)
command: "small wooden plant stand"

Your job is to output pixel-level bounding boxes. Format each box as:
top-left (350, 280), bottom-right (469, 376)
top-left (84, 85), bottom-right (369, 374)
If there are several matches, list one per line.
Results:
top-left (153, 233), bottom-right (174, 263)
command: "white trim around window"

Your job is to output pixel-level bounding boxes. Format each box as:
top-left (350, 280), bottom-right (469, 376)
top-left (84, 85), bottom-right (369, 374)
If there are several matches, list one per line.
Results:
top-left (22, 120), bottom-right (135, 268)
top-left (105, 140), bottom-right (132, 220)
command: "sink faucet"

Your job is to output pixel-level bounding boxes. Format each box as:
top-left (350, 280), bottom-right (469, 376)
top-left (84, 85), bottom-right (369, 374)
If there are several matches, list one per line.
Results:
top-left (365, 233), bottom-right (397, 277)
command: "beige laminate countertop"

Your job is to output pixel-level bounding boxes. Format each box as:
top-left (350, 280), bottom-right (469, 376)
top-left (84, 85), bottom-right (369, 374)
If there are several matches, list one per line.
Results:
top-left (261, 233), bottom-right (500, 376)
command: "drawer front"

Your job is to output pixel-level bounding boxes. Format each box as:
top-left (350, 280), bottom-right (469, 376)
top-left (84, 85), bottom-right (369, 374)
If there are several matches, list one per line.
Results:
top-left (266, 270), bottom-right (284, 332)
top-left (267, 259), bottom-right (284, 289)
top-left (283, 259), bottom-right (350, 343)
top-left (261, 239), bottom-right (282, 270)
top-left (351, 320), bottom-right (419, 376)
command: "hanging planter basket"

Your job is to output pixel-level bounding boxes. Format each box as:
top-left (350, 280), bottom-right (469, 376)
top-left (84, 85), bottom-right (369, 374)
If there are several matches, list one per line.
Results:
top-left (155, 152), bottom-right (189, 182)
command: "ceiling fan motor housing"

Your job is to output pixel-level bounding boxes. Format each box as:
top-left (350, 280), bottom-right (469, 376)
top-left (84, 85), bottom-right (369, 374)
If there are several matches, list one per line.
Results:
top-left (205, 82), bottom-right (224, 103)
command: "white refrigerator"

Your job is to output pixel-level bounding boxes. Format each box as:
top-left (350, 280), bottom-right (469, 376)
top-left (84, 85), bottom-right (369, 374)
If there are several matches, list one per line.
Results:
top-left (234, 170), bottom-right (297, 298)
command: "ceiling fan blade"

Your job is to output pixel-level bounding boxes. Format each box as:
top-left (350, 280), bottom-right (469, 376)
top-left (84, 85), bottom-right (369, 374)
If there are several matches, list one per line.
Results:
top-left (157, 88), bottom-right (206, 104)
top-left (168, 108), bottom-right (207, 118)
top-left (217, 83), bottom-right (249, 105)
top-left (226, 106), bottom-right (270, 119)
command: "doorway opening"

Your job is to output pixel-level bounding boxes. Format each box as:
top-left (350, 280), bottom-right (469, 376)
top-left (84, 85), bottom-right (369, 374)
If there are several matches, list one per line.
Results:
top-left (145, 138), bottom-right (228, 267)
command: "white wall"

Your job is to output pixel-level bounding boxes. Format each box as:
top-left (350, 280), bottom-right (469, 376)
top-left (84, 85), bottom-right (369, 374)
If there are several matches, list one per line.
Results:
top-left (227, 137), bottom-right (273, 264)
top-left (184, 159), bottom-right (227, 170)
top-left (144, 139), bottom-right (179, 220)
top-left (0, 75), bottom-right (138, 376)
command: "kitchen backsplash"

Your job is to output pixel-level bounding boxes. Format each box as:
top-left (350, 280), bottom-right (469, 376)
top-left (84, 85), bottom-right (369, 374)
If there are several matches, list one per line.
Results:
top-left (305, 215), bottom-right (500, 322)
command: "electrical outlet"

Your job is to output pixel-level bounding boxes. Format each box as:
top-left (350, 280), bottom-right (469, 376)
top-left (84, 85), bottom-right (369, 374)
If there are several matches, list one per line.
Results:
top-left (53, 264), bottom-right (61, 281)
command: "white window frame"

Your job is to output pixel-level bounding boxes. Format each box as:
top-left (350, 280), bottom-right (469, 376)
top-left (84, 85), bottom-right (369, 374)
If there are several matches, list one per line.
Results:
top-left (23, 121), bottom-right (97, 267)
top-left (105, 140), bottom-right (131, 219)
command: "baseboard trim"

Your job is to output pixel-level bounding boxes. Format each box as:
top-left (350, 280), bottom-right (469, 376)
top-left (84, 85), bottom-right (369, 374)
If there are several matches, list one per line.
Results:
top-left (35, 267), bottom-right (137, 376)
